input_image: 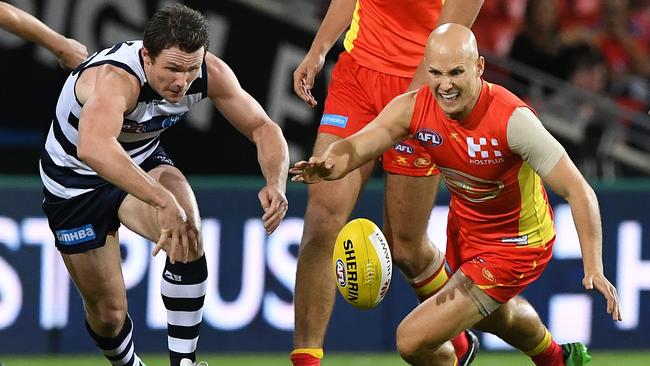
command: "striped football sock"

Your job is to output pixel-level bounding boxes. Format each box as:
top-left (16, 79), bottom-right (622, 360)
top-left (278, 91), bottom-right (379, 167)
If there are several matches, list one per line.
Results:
top-left (162, 255), bottom-right (208, 366)
top-left (408, 259), bottom-right (449, 302)
top-left (85, 314), bottom-right (144, 366)
top-left (527, 328), bottom-right (564, 366)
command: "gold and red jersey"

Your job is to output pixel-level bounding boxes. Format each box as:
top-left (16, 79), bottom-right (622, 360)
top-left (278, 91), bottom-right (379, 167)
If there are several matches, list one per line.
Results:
top-left (409, 81), bottom-right (556, 248)
top-left (343, 0), bottom-right (443, 77)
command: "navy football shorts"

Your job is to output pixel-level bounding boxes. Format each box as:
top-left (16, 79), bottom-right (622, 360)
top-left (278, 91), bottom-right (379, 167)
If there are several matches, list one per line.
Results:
top-left (42, 146), bottom-right (174, 254)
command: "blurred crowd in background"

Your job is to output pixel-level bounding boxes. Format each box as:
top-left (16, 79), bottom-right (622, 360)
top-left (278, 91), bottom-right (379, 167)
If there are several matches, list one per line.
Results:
top-left (478, 0), bottom-right (650, 111)
top-left (270, 0), bottom-right (650, 180)
top-left (296, 0), bottom-right (650, 108)
top-left (1, 0), bottom-right (649, 180)
top-left (478, 0), bottom-right (650, 179)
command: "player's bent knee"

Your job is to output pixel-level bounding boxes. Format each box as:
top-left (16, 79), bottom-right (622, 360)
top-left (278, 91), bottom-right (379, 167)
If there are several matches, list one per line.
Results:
top-left (508, 296), bottom-right (540, 320)
top-left (390, 242), bottom-right (426, 269)
top-left (396, 320), bottom-right (435, 361)
top-left (396, 324), bottom-right (417, 361)
top-left (505, 297), bottom-right (543, 336)
top-left (384, 228), bottom-right (421, 247)
top-left (305, 195), bottom-right (348, 222)
top-left (302, 205), bottom-right (348, 241)
top-left (389, 239), bottom-right (435, 276)
top-left (498, 297), bottom-right (539, 326)
top-left (397, 327), bottom-right (454, 365)
top-left (86, 301), bottom-right (128, 335)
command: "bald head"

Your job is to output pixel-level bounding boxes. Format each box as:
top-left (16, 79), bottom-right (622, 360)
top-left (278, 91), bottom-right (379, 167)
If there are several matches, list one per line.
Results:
top-left (423, 23), bottom-right (484, 121)
top-left (426, 23), bottom-right (478, 61)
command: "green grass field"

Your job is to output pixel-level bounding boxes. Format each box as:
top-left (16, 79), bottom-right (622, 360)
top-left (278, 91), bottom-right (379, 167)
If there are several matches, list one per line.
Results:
top-left (2, 352), bottom-right (649, 366)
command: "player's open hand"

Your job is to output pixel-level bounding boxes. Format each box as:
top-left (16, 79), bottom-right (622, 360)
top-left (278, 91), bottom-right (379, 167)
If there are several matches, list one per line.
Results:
top-left (289, 156), bottom-right (335, 184)
top-left (152, 194), bottom-right (191, 264)
top-left (56, 37), bottom-right (88, 69)
top-left (583, 273), bottom-right (622, 321)
top-left (293, 51), bottom-right (325, 108)
top-left (258, 184), bottom-right (288, 234)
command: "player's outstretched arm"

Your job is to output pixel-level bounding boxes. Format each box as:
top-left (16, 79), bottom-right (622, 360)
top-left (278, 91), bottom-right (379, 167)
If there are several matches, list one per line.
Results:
top-left (544, 155), bottom-right (622, 321)
top-left (206, 52), bottom-right (289, 234)
top-left (437, 0), bottom-right (484, 28)
top-left (293, 0), bottom-right (356, 107)
top-left (290, 91), bottom-right (416, 183)
top-left (0, 1), bottom-right (87, 68)
top-left (289, 156), bottom-right (337, 184)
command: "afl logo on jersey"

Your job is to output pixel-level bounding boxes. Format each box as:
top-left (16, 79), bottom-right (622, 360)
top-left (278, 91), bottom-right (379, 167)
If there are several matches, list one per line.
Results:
top-left (415, 129), bottom-right (443, 147)
top-left (393, 143), bottom-right (414, 154)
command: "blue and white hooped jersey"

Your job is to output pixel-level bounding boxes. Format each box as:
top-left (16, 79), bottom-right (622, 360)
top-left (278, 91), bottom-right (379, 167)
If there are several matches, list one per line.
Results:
top-left (40, 40), bottom-right (208, 199)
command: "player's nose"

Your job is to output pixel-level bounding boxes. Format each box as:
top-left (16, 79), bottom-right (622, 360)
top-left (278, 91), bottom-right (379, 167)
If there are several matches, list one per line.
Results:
top-left (439, 77), bottom-right (453, 91)
top-left (173, 73), bottom-right (190, 89)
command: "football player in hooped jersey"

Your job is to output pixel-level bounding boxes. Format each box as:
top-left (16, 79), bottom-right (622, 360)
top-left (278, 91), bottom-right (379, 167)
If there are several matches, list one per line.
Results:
top-left (39, 5), bottom-right (289, 366)
top-left (291, 1), bottom-right (484, 365)
top-left (292, 24), bottom-right (621, 366)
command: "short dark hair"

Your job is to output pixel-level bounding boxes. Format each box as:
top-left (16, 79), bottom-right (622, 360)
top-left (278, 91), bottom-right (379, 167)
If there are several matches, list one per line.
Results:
top-left (143, 4), bottom-right (209, 59)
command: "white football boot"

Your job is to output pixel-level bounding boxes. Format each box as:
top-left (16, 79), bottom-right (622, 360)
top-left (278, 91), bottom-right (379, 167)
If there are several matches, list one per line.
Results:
top-left (179, 359), bottom-right (208, 366)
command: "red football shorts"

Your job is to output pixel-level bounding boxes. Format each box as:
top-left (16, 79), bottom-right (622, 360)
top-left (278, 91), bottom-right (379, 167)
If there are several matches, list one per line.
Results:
top-left (445, 220), bottom-right (555, 303)
top-left (318, 52), bottom-right (439, 176)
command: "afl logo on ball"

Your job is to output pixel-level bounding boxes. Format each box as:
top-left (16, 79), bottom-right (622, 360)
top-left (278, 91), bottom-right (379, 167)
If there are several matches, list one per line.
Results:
top-left (415, 129), bottom-right (443, 147)
top-left (335, 259), bottom-right (347, 287)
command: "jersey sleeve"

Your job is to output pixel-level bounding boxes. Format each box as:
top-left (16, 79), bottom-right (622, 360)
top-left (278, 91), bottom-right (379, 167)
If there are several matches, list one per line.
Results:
top-left (507, 107), bottom-right (566, 177)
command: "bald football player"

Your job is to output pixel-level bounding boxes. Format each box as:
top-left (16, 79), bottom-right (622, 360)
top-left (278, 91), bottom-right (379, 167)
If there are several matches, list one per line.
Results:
top-left (291, 23), bottom-right (620, 366)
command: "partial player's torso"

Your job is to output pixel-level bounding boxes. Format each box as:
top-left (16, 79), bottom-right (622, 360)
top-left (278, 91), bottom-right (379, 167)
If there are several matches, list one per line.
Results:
top-left (411, 82), bottom-right (522, 202)
top-left (40, 41), bottom-right (209, 198)
top-left (70, 41), bottom-right (207, 143)
top-left (344, 0), bottom-right (443, 77)
top-left (409, 83), bottom-right (556, 247)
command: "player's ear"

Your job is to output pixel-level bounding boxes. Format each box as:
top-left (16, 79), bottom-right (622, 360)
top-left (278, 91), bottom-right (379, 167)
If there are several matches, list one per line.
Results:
top-left (142, 47), bottom-right (153, 65)
top-left (476, 56), bottom-right (485, 78)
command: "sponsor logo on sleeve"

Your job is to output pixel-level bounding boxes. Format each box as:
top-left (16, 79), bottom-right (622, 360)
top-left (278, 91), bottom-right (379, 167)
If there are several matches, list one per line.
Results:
top-left (55, 224), bottom-right (96, 245)
top-left (320, 114), bottom-right (348, 128)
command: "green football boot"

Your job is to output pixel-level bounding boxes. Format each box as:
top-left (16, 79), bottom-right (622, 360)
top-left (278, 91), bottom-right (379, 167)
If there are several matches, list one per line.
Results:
top-left (562, 342), bottom-right (592, 366)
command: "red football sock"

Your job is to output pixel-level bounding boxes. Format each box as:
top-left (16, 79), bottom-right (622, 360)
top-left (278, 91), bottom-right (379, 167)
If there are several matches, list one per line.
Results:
top-left (451, 332), bottom-right (469, 359)
top-left (531, 341), bottom-right (563, 366)
top-left (528, 330), bottom-right (564, 366)
top-left (290, 349), bottom-right (323, 366)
